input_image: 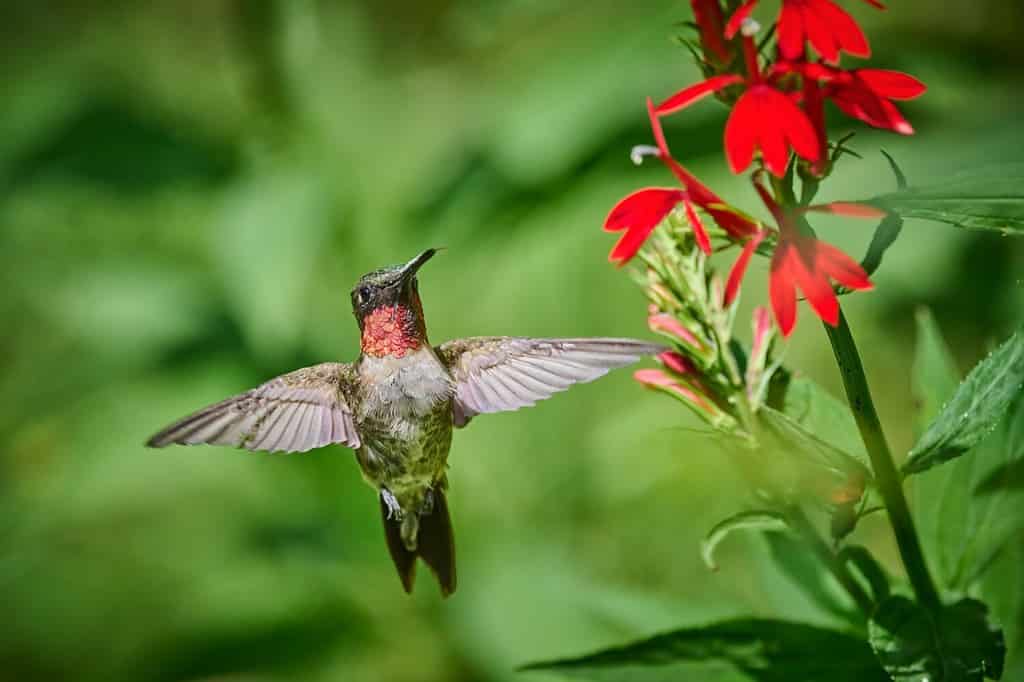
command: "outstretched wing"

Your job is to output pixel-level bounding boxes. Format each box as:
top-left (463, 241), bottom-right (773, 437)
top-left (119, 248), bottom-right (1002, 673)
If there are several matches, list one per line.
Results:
top-left (435, 337), bottom-right (665, 427)
top-left (147, 362), bottom-right (361, 452)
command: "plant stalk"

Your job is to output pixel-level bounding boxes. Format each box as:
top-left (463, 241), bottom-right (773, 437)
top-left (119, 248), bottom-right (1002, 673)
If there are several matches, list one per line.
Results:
top-left (824, 308), bottom-right (942, 615)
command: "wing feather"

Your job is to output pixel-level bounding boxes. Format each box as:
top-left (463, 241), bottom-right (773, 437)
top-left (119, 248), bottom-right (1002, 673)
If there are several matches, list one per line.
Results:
top-left (147, 362), bottom-right (360, 453)
top-left (436, 337), bottom-right (664, 426)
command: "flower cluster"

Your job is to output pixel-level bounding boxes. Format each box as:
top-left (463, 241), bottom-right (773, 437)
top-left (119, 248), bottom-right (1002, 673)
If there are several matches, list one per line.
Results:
top-left (605, 0), bottom-right (925, 337)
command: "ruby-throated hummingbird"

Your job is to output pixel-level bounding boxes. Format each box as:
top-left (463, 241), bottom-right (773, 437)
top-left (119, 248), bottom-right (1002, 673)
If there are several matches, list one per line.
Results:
top-left (147, 249), bottom-right (664, 597)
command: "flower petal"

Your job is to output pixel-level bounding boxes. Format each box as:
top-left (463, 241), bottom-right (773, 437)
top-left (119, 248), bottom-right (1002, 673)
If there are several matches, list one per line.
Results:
top-left (816, 241), bottom-right (873, 290)
top-left (604, 188), bottom-right (686, 232)
top-left (856, 69), bottom-right (927, 100)
top-left (791, 238), bottom-right (840, 326)
top-left (769, 242), bottom-right (798, 336)
top-left (724, 90), bottom-right (760, 174)
top-left (776, 1), bottom-right (807, 61)
top-left (656, 74), bottom-right (744, 116)
top-left (605, 188), bottom-right (686, 264)
top-left (811, 0), bottom-right (870, 60)
top-left (646, 97), bottom-right (669, 157)
top-left (724, 0), bottom-right (759, 39)
top-left (725, 229), bottom-right (768, 305)
top-left (684, 199), bottom-right (713, 255)
top-left (659, 350), bottom-right (697, 376)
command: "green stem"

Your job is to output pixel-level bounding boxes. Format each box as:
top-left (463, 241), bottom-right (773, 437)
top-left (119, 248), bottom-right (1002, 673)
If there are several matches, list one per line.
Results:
top-left (787, 505), bottom-right (874, 618)
top-left (824, 308), bottom-right (943, 615)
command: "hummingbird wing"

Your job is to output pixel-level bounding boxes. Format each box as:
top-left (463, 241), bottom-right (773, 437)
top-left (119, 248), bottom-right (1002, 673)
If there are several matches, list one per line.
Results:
top-left (435, 337), bottom-right (665, 427)
top-left (146, 362), bottom-right (361, 452)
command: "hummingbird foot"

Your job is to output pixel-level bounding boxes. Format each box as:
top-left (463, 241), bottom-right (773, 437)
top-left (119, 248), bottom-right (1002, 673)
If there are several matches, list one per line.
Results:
top-left (381, 488), bottom-right (403, 520)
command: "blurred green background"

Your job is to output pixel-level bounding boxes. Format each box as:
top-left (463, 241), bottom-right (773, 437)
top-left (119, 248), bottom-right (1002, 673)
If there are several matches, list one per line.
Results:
top-left (1, 1), bottom-right (1023, 680)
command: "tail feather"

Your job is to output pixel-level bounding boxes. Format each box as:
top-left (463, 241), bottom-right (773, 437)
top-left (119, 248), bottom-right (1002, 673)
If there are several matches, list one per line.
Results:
top-left (380, 490), bottom-right (457, 597)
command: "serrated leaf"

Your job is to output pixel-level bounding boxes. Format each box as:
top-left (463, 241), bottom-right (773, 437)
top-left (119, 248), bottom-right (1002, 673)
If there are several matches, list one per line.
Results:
top-left (912, 313), bottom-right (1024, 589)
top-left (863, 164), bottom-right (1024, 234)
top-left (869, 596), bottom-right (1004, 681)
top-left (768, 373), bottom-right (868, 467)
top-left (701, 511), bottom-right (788, 571)
top-left (903, 324), bottom-right (1024, 475)
top-left (521, 619), bottom-right (889, 681)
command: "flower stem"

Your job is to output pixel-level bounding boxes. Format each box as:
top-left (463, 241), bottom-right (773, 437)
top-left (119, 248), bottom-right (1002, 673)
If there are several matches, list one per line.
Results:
top-left (787, 505), bottom-right (874, 618)
top-left (824, 308), bottom-right (942, 615)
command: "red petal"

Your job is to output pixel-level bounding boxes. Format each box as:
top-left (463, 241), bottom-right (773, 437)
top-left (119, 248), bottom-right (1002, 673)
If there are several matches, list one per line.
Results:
top-left (770, 243), bottom-right (798, 336)
top-left (767, 87), bottom-right (821, 174)
top-left (724, 0), bottom-right (759, 39)
top-left (817, 241), bottom-right (873, 290)
top-left (802, 1), bottom-right (841, 63)
top-left (605, 188), bottom-right (685, 264)
top-left (724, 90), bottom-right (759, 174)
top-left (791, 239), bottom-right (839, 326)
top-left (684, 199), bottom-right (713, 255)
top-left (811, 0), bottom-right (870, 61)
top-left (777, 1), bottom-right (806, 61)
top-left (753, 178), bottom-right (788, 226)
top-left (655, 75), bottom-right (744, 116)
top-left (659, 350), bottom-right (697, 376)
top-left (856, 69), bottom-right (927, 100)
top-left (805, 202), bottom-right (888, 218)
top-left (725, 229), bottom-right (768, 305)
top-left (604, 188), bottom-right (686, 232)
top-left (646, 97), bottom-right (669, 157)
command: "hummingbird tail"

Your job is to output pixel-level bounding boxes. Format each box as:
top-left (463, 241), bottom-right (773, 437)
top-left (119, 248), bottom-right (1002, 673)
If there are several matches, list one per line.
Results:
top-left (380, 490), bottom-right (457, 597)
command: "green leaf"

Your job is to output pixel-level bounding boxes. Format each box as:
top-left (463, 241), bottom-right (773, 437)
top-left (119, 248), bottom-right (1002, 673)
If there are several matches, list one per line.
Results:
top-left (764, 531), bottom-right (862, 627)
top-left (858, 213), bottom-right (903, 278)
top-left (838, 545), bottom-right (890, 603)
top-left (701, 511), bottom-right (789, 571)
top-left (903, 324), bottom-right (1024, 475)
top-left (869, 596), bottom-right (1005, 681)
top-left (767, 373), bottom-right (868, 468)
top-left (864, 164), bottom-right (1024, 234)
top-left (521, 619), bottom-right (889, 681)
top-left (911, 313), bottom-right (1024, 588)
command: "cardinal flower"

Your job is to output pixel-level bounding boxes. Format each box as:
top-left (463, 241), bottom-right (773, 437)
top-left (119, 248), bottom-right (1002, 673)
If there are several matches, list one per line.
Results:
top-left (655, 25), bottom-right (820, 177)
top-left (725, 0), bottom-right (884, 65)
top-left (690, 0), bottom-right (732, 66)
top-left (605, 100), bottom-right (758, 264)
top-left (817, 66), bottom-right (927, 134)
top-left (724, 178), bottom-right (883, 336)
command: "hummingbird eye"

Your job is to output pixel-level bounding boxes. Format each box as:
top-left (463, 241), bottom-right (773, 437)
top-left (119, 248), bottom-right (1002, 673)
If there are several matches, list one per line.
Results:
top-left (357, 286), bottom-right (372, 305)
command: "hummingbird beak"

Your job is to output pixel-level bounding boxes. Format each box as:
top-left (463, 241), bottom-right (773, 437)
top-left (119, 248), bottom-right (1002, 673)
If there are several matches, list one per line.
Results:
top-left (398, 248), bottom-right (441, 284)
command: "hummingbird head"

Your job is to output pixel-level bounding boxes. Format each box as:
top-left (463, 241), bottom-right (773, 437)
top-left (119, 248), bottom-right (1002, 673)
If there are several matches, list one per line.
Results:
top-left (352, 248), bottom-right (439, 358)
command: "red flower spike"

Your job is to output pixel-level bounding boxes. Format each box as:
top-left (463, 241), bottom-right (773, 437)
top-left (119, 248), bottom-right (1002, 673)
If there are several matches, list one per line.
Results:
top-left (725, 229), bottom-right (769, 306)
top-left (726, 0), bottom-right (880, 64)
top-left (649, 313), bottom-right (705, 351)
top-left (605, 188), bottom-right (687, 265)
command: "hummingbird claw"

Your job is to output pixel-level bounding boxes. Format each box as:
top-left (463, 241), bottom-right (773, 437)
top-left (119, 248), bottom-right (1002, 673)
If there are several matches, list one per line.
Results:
top-left (381, 488), bottom-right (403, 520)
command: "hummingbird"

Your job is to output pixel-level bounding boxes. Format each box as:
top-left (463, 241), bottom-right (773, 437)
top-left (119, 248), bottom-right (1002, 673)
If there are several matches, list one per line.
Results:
top-left (147, 249), bottom-right (664, 597)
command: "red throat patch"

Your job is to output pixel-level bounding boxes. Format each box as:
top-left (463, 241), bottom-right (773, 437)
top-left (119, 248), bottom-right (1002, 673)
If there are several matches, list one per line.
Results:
top-left (361, 304), bottom-right (424, 358)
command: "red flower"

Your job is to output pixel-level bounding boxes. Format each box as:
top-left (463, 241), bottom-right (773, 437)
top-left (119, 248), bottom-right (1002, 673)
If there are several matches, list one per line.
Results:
top-left (725, 0), bottom-right (884, 65)
top-left (725, 178), bottom-right (882, 336)
top-left (605, 188), bottom-right (694, 264)
top-left (604, 100), bottom-right (761, 265)
top-left (656, 34), bottom-right (821, 177)
top-left (820, 67), bottom-right (927, 135)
